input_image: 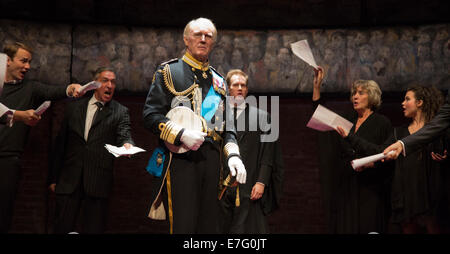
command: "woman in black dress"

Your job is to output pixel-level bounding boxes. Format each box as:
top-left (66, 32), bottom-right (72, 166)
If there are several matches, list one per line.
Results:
top-left (339, 85), bottom-right (447, 233)
top-left (313, 67), bottom-right (394, 233)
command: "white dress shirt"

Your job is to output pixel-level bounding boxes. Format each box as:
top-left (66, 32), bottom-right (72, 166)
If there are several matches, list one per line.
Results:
top-left (84, 95), bottom-right (104, 141)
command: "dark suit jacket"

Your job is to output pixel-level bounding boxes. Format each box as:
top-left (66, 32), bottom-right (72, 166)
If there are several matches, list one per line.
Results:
top-left (402, 103), bottom-right (450, 155)
top-left (49, 96), bottom-right (134, 198)
top-left (0, 80), bottom-right (67, 156)
top-left (231, 105), bottom-right (284, 215)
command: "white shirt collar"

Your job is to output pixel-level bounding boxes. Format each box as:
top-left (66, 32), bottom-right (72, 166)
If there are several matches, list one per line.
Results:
top-left (89, 94), bottom-right (104, 106)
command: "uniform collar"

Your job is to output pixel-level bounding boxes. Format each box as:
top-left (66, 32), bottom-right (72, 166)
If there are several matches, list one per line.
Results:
top-left (182, 52), bottom-right (209, 71)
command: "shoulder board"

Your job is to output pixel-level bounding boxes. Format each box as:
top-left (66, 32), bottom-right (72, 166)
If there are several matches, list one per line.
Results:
top-left (160, 58), bottom-right (179, 66)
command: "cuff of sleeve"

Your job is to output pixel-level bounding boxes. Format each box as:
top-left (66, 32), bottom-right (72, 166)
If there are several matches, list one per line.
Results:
top-left (224, 142), bottom-right (240, 157)
top-left (174, 129), bottom-right (184, 146)
top-left (399, 140), bottom-right (406, 157)
top-left (7, 110), bottom-right (15, 127)
top-left (159, 120), bottom-right (183, 145)
top-left (66, 85), bottom-right (71, 97)
top-left (257, 164), bottom-right (271, 186)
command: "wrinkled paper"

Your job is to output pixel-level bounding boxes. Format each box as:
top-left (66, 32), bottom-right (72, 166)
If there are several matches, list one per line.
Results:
top-left (290, 40), bottom-right (318, 69)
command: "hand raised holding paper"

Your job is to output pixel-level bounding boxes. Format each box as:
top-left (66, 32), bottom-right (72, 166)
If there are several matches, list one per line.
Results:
top-left (312, 66), bottom-right (324, 101)
top-left (67, 83), bottom-right (83, 98)
top-left (313, 66), bottom-right (324, 89)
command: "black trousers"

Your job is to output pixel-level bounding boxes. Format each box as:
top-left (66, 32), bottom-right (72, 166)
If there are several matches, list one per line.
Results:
top-left (0, 156), bottom-right (21, 233)
top-left (167, 142), bottom-right (221, 234)
top-left (219, 186), bottom-right (249, 234)
top-left (54, 180), bottom-right (108, 234)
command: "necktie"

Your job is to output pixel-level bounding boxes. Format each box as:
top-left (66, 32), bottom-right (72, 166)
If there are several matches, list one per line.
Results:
top-left (92, 101), bottom-right (103, 123)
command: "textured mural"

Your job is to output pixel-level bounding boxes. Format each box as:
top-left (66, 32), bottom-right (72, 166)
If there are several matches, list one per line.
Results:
top-left (1, 19), bottom-right (449, 93)
top-left (0, 20), bottom-right (72, 87)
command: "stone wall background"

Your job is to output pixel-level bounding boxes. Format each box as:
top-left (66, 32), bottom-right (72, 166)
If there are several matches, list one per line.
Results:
top-left (1, 19), bottom-right (448, 93)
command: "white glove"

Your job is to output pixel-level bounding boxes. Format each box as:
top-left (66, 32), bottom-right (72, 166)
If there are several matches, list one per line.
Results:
top-left (180, 129), bottom-right (206, 151)
top-left (228, 156), bottom-right (247, 184)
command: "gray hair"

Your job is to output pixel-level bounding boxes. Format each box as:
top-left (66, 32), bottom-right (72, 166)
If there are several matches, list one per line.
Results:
top-left (93, 67), bottom-right (115, 80)
top-left (350, 80), bottom-right (382, 110)
top-left (183, 17), bottom-right (217, 42)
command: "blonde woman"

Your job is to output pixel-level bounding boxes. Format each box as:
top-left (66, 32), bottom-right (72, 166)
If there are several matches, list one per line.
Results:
top-left (313, 66), bottom-right (394, 234)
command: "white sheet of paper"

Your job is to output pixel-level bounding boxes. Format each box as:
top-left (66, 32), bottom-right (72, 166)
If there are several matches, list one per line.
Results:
top-left (351, 151), bottom-right (395, 170)
top-left (290, 40), bottom-right (318, 69)
top-left (0, 53), bottom-right (7, 96)
top-left (104, 144), bottom-right (146, 157)
top-left (306, 104), bottom-right (353, 134)
top-left (0, 103), bottom-right (12, 118)
top-left (79, 81), bottom-right (101, 94)
top-left (35, 101), bottom-right (51, 116)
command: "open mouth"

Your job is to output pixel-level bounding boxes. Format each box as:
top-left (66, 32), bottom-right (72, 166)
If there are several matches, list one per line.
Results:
top-left (18, 70), bottom-right (27, 79)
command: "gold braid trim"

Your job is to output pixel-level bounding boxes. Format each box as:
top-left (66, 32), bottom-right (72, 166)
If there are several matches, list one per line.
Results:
top-left (162, 64), bottom-right (198, 97)
top-left (166, 152), bottom-right (174, 234)
top-left (159, 120), bottom-right (183, 144)
top-left (218, 173), bottom-right (240, 207)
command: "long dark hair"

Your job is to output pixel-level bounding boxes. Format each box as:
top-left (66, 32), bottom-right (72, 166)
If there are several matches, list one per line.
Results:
top-left (407, 85), bottom-right (444, 124)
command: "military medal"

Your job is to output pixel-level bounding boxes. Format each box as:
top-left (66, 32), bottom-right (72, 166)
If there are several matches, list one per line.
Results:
top-left (202, 71), bottom-right (208, 79)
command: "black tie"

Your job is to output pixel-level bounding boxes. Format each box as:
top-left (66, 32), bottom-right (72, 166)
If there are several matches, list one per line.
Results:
top-left (92, 101), bottom-right (103, 123)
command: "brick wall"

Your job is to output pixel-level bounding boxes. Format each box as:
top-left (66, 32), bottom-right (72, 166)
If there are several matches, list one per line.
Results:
top-left (9, 94), bottom-right (408, 234)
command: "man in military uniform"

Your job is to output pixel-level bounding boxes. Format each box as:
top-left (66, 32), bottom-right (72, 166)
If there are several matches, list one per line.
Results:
top-left (143, 17), bottom-right (247, 234)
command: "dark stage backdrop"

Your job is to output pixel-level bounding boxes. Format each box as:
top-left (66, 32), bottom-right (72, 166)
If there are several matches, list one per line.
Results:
top-left (0, 19), bottom-right (448, 93)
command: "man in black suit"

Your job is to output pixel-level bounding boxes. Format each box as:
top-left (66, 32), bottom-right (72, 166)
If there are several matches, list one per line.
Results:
top-left (219, 69), bottom-right (284, 233)
top-left (0, 42), bottom-right (82, 233)
top-left (384, 91), bottom-right (449, 159)
top-left (48, 67), bottom-right (134, 234)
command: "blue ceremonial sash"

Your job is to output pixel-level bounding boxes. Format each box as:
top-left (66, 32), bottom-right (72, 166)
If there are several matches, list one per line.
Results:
top-left (201, 71), bottom-right (224, 121)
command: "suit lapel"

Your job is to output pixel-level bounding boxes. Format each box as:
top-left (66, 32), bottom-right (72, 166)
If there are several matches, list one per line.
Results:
top-left (236, 105), bottom-right (251, 142)
top-left (73, 98), bottom-right (89, 139)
